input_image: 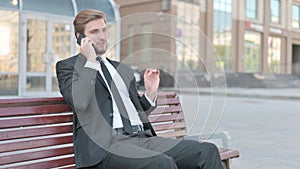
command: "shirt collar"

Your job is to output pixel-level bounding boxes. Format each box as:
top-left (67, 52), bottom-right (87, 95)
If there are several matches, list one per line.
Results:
top-left (100, 55), bottom-right (108, 63)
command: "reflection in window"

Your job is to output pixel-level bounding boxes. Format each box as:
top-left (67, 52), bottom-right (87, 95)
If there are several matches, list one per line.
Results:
top-left (176, 0), bottom-right (200, 71)
top-left (0, 10), bottom-right (19, 95)
top-left (51, 22), bottom-right (71, 92)
top-left (292, 4), bottom-right (300, 29)
top-left (244, 31), bottom-right (261, 72)
top-left (270, 0), bottom-right (281, 24)
top-left (127, 25), bottom-right (134, 56)
top-left (245, 0), bottom-right (257, 19)
top-left (213, 0), bottom-right (232, 71)
top-left (141, 24), bottom-right (152, 59)
top-left (268, 36), bottom-right (281, 74)
top-left (26, 76), bottom-right (46, 92)
top-left (26, 19), bottom-right (47, 72)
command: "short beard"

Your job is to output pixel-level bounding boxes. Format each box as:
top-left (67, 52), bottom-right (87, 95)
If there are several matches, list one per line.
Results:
top-left (93, 44), bottom-right (107, 55)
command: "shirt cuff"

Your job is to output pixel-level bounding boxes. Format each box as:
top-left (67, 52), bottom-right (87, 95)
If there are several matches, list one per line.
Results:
top-left (84, 60), bottom-right (99, 70)
top-left (144, 92), bottom-right (157, 106)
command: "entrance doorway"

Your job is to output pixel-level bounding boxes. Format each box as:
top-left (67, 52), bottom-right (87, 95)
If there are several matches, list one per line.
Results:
top-left (21, 13), bottom-right (74, 96)
top-left (292, 44), bottom-right (300, 74)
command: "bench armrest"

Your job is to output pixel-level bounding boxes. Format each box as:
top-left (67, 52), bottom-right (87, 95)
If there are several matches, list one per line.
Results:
top-left (185, 131), bottom-right (231, 149)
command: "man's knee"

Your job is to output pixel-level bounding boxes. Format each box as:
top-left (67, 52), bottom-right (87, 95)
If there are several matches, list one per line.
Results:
top-left (154, 154), bottom-right (177, 169)
top-left (202, 142), bottom-right (219, 155)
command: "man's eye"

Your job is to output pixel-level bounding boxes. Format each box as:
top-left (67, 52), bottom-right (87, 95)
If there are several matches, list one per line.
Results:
top-left (91, 30), bottom-right (98, 34)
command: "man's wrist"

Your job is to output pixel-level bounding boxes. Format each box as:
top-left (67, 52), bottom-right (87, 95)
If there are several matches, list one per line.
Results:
top-left (84, 60), bottom-right (100, 70)
top-left (145, 91), bottom-right (157, 106)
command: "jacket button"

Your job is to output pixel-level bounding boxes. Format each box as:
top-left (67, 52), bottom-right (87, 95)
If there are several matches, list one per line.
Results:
top-left (109, 113), bottom-right (113, 117)
top-left (90, 80), bottom-right (94, 85)
top-left (108, 95), bottom-right (112, 100)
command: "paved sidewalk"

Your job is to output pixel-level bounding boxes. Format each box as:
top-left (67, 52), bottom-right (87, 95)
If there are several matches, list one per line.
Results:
top-left (173, 88), bottom-right (300, 169)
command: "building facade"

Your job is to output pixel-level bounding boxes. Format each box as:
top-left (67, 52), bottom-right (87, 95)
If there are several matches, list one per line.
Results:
top-left (116, 0), bottom-right (300, 75)
top-left (1, 0), bottom-right (300, 97)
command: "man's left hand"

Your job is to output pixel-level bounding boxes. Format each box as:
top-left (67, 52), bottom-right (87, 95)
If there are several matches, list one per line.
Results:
top-left (144, 69), bottom-right (160, 101)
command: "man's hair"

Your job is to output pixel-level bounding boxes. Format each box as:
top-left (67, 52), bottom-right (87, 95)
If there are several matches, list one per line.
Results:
top-left (73, 9), bottom-right (107, 37)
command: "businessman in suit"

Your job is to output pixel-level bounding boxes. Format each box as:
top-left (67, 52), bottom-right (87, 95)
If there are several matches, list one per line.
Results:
top-left (56, 9), bottom-right (223, 169)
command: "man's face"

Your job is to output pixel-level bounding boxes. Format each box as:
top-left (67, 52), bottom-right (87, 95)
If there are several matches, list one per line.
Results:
top-left (84, 18), bottom-right (108, 55)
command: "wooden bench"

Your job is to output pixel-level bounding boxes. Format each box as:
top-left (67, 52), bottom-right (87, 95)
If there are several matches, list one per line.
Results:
top-left (0, 91), bottom-right (239, 169)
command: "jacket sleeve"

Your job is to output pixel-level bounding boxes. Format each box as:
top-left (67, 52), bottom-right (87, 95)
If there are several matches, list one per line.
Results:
top-left (56, 56), bottom-right (98, 112)
top-left (56, 60), bottom-right (75, 109)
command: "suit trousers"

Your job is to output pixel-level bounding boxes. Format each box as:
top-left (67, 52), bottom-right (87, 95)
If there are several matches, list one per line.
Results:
top-left (84, 131), bottom-right (223, 169)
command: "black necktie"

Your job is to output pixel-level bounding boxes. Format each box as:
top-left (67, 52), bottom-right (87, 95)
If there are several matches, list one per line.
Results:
top-left (99, 58), bottom-right (133, 134)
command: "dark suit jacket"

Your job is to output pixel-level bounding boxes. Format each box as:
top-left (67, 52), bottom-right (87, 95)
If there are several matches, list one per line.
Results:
top-left (56, 54), bottom-right (156, 168)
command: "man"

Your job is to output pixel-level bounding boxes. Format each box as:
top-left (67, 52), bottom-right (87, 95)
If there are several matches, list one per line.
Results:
top-left (56, 9), bottom-right (223, 169)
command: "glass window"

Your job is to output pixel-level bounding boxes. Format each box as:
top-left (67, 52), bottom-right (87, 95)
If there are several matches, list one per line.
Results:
top-left (213, 0), bottom-right (232, 71)
top-left (292, 4), bottom-right (300, 29)
top-left (51, 22), bottom-right (72, 92)
top-left (127, 25), bottom-right (134, 56)
top-left (245, 0), bottom-right (257, 19)
top-left (141, 24), bottom-right (152, 59)
top-left (270, 0), bottom-right (281, 24)
top-left (244, 31), bottom-right (261, 72)
top-left (0, 10), bottom-right (19, 96)
top-left (26, 19), bottom-right (47, 73)
top-left (268, 36), bottom-right (281, 74)
top-left (176, 0), bottom-right (200, 71)
top-left (26, 76), bottom-right (46, 92)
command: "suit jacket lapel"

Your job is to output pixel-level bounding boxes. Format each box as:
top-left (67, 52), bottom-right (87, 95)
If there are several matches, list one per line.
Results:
top-left (77, 54), bottom-right (108, 90)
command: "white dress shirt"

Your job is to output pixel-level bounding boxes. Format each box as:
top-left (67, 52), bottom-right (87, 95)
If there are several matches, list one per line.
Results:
top-left (84, 55), bottom-right (155, 129)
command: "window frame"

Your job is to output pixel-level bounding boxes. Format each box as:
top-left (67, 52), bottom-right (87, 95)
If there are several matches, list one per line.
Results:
top-left (270, 0), bottom-right (282, 25)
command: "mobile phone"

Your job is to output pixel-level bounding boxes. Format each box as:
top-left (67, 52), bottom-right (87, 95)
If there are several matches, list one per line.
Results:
top-left (77, 33), bottom-right (86, 46)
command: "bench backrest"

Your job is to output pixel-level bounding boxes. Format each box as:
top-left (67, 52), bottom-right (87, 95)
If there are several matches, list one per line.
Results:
top-left (0, 97), bottom-right (74, 169)
top-left (0, 92), bottom-right (184, 168)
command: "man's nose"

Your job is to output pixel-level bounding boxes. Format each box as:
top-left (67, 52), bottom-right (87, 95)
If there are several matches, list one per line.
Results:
top-left (96, 30), bottom-right (108, 39)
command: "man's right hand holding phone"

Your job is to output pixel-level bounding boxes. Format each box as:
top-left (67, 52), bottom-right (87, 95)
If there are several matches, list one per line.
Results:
top-left (77, 34), bottom-right (98, 63)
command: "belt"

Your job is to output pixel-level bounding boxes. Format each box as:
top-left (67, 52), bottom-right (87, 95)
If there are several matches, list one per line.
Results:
top-left (112, 125), bottom-right (143, 135)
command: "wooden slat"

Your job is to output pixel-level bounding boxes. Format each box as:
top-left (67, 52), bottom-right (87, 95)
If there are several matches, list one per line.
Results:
top-left (0, 136), bottom-right (73, 153)
top-left (157, 91), bottom-right (177, 98)
top-left (150, 105), bottom-right (182, 115)
top-left (0, 97), bottom-right (67, 107)
top-left (139, 91), bottom-right (177, 98)
top-left (0, 97), bottom-right (65, 107)
top-left (157, 130), bottom-right (186, 138)
top-left (10, 156), bottom-right (75, 169)
top-left (157, 98), bottom-right (180, 106)
top-left (0, 125), bottom-right (72, 141)
top-left (58, 165), bottom-right (76, 169)
top-left (219, 148), bottom-right (240, 160)
top-left (149, 113), bottom-right (184, 123)
top-left (0, 104), bottom-right (72, 117)
top-left (0, 114), bottom-right (72, 129)
top-left (152, 122), bottom-right (186, 131)
top-left (0, 147), bottom-right (74, 165)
